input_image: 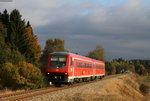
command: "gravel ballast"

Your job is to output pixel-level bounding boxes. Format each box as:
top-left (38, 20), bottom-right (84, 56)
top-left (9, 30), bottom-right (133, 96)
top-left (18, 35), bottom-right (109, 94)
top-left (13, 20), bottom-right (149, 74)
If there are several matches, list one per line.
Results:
top-left (21, 74), bottom-right (143, 101)
top-left (21, 76), bottom-right (120, 101)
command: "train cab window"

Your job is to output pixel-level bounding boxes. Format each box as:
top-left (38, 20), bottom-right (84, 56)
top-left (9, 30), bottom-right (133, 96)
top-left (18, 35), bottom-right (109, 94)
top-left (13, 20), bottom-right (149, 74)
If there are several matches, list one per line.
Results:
top-left (50, 55), bottom-right (67, 69)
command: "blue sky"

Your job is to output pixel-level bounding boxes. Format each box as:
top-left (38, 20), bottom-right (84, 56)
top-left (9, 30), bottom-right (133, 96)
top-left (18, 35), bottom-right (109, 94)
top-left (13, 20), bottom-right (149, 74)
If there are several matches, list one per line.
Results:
top-left (94, 0), bottom-right (127, 6)
top-left (0, 0), bottom-right (150, 60)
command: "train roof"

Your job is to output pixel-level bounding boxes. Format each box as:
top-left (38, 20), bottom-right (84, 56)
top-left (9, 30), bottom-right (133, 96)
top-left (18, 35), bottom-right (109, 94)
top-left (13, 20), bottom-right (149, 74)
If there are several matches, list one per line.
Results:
top-left (51, 52), bottom-right (69, 55)
top-left (51, 52), bottom-right (84, 57)
top-left (50, 52), bottom-right (104, 63)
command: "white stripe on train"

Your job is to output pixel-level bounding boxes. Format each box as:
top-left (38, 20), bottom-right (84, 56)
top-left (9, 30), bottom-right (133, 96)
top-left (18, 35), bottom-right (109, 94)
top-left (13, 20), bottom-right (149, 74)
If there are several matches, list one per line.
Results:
top-left (73, 57), bottom-right (104, 65)
top-left (68, 74), bottom-right (105, 79)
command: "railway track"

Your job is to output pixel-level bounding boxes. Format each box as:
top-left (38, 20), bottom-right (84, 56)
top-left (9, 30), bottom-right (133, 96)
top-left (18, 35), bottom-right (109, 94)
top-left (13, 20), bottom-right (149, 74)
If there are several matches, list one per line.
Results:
top-left (0, 74), bottom-right (122, 101)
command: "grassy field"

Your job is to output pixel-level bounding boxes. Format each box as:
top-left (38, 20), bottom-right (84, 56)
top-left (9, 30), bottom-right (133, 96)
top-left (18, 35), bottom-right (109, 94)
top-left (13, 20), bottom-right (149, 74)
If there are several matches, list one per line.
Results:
top-left (138, 75), bottom-right (150, 101)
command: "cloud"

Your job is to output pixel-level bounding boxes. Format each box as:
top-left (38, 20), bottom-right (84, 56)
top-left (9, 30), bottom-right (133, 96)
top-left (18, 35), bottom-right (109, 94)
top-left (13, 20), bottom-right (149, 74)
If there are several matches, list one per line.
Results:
top-left (0, 0), bottom-right (150, 60)
top-left (0, 0), bottom-right (66, 27)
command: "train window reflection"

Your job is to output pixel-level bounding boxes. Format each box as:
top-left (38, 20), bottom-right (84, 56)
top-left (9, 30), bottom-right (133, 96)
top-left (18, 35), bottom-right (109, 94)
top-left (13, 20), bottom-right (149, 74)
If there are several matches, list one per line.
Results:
top-left (50, 55), bottom-right (66, 69)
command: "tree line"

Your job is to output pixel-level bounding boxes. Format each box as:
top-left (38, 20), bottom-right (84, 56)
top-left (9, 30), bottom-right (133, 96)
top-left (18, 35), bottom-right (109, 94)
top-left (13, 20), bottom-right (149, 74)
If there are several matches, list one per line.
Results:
top-left (0, 9), bottom-right (45, 89)
top-left (0, 9), bottom-right (149, 90)
top-left (42, 39), bottom-right (149, 76)
top-left (105, 58), bottom-right (149, 75)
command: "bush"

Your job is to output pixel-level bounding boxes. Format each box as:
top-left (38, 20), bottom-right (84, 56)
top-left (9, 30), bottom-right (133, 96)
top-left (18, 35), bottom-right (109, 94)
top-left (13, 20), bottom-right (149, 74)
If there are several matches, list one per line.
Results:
top-left (0, 62), bottom-right (46, 90)
top-left (18, 62), bottom-right (46, 89)
top-left (0, 49), bottom-right (25, 64)
top-left (140, 83), bottom-right (149, 94)
top-left (0, 62), bottom-right (20, 89)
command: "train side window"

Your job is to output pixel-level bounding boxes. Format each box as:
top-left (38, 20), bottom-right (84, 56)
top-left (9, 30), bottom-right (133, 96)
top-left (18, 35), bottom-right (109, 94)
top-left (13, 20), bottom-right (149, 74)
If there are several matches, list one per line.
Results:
top-left (71, 57), bottom-right (74, 66)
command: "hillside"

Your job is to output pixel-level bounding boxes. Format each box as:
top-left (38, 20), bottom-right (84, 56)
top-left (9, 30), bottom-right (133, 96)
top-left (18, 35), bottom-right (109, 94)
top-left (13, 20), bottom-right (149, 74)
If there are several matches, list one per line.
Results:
top-left (19, 73), bottom-right (145, 101)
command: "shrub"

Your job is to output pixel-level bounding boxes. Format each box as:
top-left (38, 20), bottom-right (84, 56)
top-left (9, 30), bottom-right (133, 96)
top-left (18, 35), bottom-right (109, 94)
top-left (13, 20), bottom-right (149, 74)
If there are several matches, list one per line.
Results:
top-left (0, 62), bottom-right (21, 89)
top-left (140, 83), bottom-right (149, 94)
top-left (0, 62), bottom-right (46, 90)
top-left (18, 62), bottom-right (46, 89)
top-left (0, 49), bottom-right (25, 64)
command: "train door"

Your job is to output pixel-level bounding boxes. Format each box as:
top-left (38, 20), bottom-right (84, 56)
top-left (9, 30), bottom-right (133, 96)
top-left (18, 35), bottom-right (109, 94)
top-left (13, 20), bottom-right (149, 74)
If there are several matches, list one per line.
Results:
top-left (93, 62), bottom-right (96, 78)
top-left (70, 57), bottom-right (75, 79)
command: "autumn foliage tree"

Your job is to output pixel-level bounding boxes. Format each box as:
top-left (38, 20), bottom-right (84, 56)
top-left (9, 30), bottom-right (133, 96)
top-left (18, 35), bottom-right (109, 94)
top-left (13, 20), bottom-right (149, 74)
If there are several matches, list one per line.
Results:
top-left (129, 64), bottom-right (135, 72)
top-left (88, 45), bottom-right (105, 61)
top-left (43, 38), bottom-right (66, 53)
top-left (0, 62), bottom-right (45, 89)
top-left (137, 64), bottom-right (148, 75)
top-left (0, 9), bottom-right (45, 89)
top-left (25, 25), bottom-right (41, 64)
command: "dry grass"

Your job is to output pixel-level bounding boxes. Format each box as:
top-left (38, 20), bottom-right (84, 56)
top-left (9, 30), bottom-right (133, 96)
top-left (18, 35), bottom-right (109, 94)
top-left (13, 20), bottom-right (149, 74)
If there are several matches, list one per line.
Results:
top-left (65, 93), bottom-right (126, 101)
top-left (1, 74), bottom-right (147, 101)
top-left (138, 76), bottom-right (150, 101)
top-left (64, 73), bottom-right (144, 101)
top-left (0, 88), bottom-right (25, 95)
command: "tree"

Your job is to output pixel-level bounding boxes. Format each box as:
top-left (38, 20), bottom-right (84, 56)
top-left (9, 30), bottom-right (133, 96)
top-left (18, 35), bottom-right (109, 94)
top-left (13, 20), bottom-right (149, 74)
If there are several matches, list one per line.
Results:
top-left (26, 21), bottom-right (31, 27)
top-left (105, 62), bottom-right (112, 75)
top-left (129, 64), bottom-right (135, 72)
top-left (25, 26), bottom-right (41, 64)
top-left (8, 9), bottom-right (27, 50)
top-left (4, 9), bottom-right (41, 65)
top-left (0, 19), bottom-right (25, 65)
top-left (0, 22), bottom-right (7, 47)
top-left (137, 64), bottom-right (148, 75)
top-left (0, 9), bottom-right (45, 89)
top-left (110, 62), bottom-right (116, 75)
top-left (40, 38), bottom-right (67, 72)
top-left (0, 62), bottom-right (46, 89)
top-left (42, 38), bottom-right (66, 56)
top-left (1, 9), bottom-right (9, 27)
top-left (88, 45), bottom-right (105, 61)
top-left (114, 61), bottom-right (123, 74)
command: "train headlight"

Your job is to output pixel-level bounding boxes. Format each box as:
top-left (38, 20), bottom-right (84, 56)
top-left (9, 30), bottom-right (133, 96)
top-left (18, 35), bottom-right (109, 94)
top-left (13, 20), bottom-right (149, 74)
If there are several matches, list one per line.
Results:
top-left (47, 73), bottom-right (50, 75)
top-left (65, 73), bottom-right (67, 75)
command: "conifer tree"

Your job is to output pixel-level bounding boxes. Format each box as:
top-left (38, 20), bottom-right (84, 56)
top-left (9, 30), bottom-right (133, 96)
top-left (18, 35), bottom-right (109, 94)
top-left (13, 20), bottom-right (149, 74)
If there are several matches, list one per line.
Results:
top-left (0, 12), bottom-right (2, 21)
top-left (8, 9), bottom-right (41, 64)
top-left (1, 9), bottom-right (9, 27)
top-left (9, 9), bottom-right (27, 50)
top-left (26, 21), bottom-right (31, 27)
top-left (0, 9), bottom-right (45, 89)
top-left (0, 16), bottom-right (25, 65)
top-left (0, 22), bottom-right (7, 46)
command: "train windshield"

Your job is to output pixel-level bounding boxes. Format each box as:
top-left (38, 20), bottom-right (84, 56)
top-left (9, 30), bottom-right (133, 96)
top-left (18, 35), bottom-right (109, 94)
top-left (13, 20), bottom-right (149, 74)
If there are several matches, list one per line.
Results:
top-left (50, 55), bottom-right (67, 69)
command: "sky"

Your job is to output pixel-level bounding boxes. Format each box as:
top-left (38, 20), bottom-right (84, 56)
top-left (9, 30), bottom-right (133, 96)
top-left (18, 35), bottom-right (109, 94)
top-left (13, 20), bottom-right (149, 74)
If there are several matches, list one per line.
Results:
top-left (0, 0), bottom-right (150, 60)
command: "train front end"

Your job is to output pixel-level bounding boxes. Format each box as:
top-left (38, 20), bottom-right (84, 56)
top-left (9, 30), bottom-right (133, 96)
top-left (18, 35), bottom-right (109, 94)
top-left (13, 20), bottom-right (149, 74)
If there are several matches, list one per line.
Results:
top-left (46, 52), bottom-right (69, 86)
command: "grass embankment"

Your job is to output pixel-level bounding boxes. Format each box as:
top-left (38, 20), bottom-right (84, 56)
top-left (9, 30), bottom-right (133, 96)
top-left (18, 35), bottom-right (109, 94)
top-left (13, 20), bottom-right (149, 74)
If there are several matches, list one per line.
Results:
top-left (65, 73), bottom-right (145, 101)
top-left (138, 75), bottom-right (150, 101)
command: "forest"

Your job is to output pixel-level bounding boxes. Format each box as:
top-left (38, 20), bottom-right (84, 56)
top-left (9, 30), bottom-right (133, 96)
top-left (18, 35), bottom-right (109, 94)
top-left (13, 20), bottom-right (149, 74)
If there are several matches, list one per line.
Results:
top-left (0, 9), bottom-right (149, 90)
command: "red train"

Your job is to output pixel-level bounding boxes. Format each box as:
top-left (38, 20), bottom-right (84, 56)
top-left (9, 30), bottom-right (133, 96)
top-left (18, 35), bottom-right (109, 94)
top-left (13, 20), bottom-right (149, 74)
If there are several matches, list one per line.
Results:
top-left (46, 52), bottom-right (105, 86)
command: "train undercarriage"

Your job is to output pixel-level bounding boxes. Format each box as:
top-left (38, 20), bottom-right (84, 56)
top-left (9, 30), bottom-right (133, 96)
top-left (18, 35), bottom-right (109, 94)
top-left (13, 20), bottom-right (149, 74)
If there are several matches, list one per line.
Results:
top-left (47, 73), bottom-right (105, 87)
